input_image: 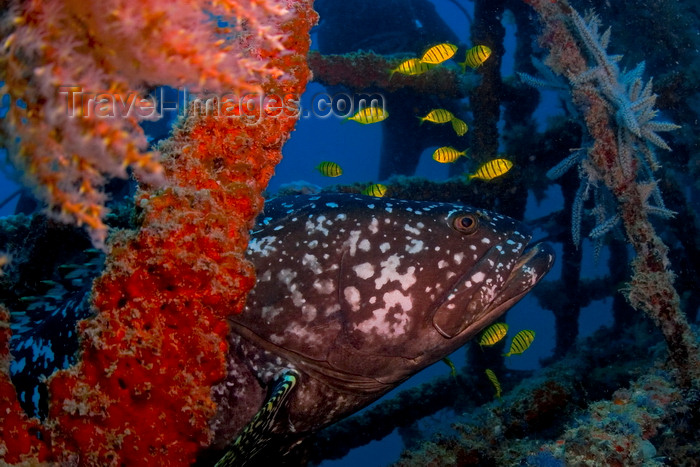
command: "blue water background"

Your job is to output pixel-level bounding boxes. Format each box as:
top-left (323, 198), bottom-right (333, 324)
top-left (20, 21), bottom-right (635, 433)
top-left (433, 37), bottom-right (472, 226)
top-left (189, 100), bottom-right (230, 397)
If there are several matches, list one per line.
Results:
top-left (0, 1), bottom-right (618, 465)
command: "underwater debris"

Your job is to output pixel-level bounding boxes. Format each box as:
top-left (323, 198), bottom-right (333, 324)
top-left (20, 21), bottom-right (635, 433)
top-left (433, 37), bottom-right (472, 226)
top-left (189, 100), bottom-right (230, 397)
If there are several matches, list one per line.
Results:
top-left (386, 323), bottom-right (696, 467)
top-left (525, 0), bottom-right (699, 389)
top-left (308, 51), bottom-right (475, 99)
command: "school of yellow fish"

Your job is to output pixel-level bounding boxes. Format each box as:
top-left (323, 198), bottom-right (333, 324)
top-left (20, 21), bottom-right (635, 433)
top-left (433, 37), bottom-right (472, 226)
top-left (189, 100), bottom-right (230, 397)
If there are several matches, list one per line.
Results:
top-left (312, 42), bottom-right (534, 404)
top-left (476, 323), bottom-right (537, 399)
top-left (316, 42), bottom-right (515, 192)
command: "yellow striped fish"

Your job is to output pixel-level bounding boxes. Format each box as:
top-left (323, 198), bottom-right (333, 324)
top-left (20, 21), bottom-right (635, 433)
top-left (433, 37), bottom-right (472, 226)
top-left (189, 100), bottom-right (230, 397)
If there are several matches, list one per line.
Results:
top-left (362, 183), bottom-right (388, 197)
top-left (420, 43), bottom-right (458, 65)
top-left (468, 158), bottom-right (513, 181)
top-left (390, 58), bottom-right (434, 77)
top-left (315, 161), bottom-right (343, 177)
top-left (432, 146), bottom-right (467, 163)
top-left (442, 357), bottom-right (458, 379)
top-left (485, 369), bottom-right (502, 399)
top-left (479, 322), bottom-right (508, 347)
top-left (459, 45), bottom-right (492, 71)
top-left (503, 329), bottom-right (535, 357)
top-left (346, 106), bottom-right (389, 124)
top-left (451, 117), bottom-right (468, 136)
top-left (419, 108), bottom-right (454, 125)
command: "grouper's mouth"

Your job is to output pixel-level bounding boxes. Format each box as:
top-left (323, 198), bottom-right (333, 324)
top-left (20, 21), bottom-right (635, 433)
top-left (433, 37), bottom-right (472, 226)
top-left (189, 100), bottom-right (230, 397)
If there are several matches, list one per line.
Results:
top-left (432, 240), bottom-right (555, 339)
top-left (486, 242), bottom-right (555, 312)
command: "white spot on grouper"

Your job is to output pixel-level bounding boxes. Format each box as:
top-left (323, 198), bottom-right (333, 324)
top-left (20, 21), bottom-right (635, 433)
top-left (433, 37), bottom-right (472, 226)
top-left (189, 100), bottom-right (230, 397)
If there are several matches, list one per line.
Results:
top-left (302, 304), bottom-right (317, 322)
top-left (453, 252), bottom-right (464, 264)
top-left (406, 239), bottom-right (424, 254)
top-left (355, 290), bottom-right (411, 337)
top-left (344, 230), bottom-right (361, 256)
top-left (374, 255), bottom-right (417, 291)
top-left (369, 218), bottom-right (379, 234)
top-left (382, 289), bottom-right (412, 312)
top-left (438, 260), bottom-right (448, 269)
top-left (278, 268), bottom-right (297, 285)
top-left (306, 215), bottom-right (330, 236)
top-left (312, 279), bottom-right (335, 294)
top-left (248, 236), bottom-right (277, 257)
top-left (284, 322), bottom-right (327, 347)
top-left (359, 239), bottom-right (371, 251)
top-left (404, 224), bottom-right (420, 235)
top-left (325, 303), bottom-right (341, 317)
top-left (302, 254), bottom-right (323, 274)
top-left (261, 305), bottom-right (284, 321)
top-left (471, 271), bottom-right (485, 283)
top-left (344, 286), bottom-right (361, 311)
top-left (380, 242), bottom-right (391, 253)
top-left (353, 262), bottom-right (375, 279)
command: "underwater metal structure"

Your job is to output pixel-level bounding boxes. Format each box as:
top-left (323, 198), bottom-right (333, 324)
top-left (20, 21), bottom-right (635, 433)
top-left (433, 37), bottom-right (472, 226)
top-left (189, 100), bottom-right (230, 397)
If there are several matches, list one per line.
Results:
top-left (0, 0), bottom-right (698, 465)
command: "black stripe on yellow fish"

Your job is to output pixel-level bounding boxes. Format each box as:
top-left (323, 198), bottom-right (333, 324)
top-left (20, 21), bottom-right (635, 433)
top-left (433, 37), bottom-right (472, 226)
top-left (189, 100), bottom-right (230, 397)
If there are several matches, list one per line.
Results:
top-left (420, 43), bottom-right (458, 65)
top-left (316, 161), bottom-right (343, 177)
top-left (468, 158), bottom-right (513, 181)
top-left (390, 58), bottom-right (434, 78)
top-left (459, 45), bottom-right (492, 71)
top-left (433, 146), bottom-right (467, 163)
top-left (451, 117), bottom-right (468, 136)
top-left (485, 369), bottom-right (502, 399)
top-left (503, 329), bottom-right (535, 357)
top-left (418, 108), bottom-right (454, 125)
top-left (361, 183), bottom-right (388, 197)
top-left (441, 357), bottom-right (458, 379)
top-left (346, 106), bottom-right (389, 124)
top-left (479, 322), bottom-right (508, 346)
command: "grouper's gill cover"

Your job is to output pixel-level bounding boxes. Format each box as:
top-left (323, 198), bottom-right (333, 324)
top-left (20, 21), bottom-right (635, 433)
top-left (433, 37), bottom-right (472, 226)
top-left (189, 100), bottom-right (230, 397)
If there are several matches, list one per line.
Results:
top-left (229, 193), bottom-right (554, 395)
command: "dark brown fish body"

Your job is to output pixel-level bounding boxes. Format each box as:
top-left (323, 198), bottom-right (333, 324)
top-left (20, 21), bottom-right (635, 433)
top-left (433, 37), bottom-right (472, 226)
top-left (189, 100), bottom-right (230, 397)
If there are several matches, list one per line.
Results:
top-left (210, 193), bottom-right (554, 463)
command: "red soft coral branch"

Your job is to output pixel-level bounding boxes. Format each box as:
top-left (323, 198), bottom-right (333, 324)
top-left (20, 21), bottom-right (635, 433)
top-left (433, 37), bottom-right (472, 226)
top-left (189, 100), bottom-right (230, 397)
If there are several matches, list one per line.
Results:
top-left (0, 0), bottom-right (317, 464)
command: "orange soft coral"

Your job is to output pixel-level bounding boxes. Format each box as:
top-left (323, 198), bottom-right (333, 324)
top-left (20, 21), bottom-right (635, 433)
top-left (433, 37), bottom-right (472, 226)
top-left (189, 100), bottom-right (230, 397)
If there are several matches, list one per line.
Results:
top-left (1, 1), bottom-right (317, 464)
top-left (0, 305), bottom-right (52, 462)
top-left (1, 0), bottom-right (291, 247)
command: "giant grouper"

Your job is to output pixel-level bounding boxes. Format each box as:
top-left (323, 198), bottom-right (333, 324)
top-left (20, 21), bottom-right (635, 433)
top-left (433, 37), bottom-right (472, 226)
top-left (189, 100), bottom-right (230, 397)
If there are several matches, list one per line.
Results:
top-left (7, 192), bottom-right (554, 464)
top-left (206, 193), bottom-right (555, 465)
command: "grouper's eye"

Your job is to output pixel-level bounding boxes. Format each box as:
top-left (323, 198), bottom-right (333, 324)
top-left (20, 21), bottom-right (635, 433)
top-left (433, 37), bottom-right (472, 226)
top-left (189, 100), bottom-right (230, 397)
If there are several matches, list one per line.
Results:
top-left (453, 214), bottom-right (479, 235)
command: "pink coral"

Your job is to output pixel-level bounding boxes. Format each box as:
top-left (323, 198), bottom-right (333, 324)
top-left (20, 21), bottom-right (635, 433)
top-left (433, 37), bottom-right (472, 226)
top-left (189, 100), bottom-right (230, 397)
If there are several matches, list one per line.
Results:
top-left (1, 0), bottom-right (290, 247)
